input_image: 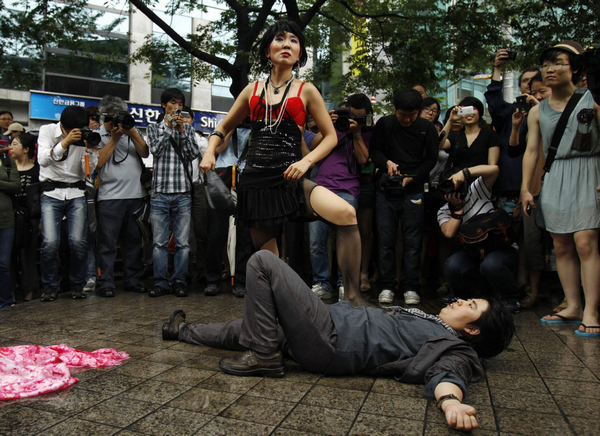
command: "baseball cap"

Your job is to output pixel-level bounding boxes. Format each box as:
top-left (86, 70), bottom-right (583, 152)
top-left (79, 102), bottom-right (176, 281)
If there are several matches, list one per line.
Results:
top-left (6, 123), bottom-right (24, 134)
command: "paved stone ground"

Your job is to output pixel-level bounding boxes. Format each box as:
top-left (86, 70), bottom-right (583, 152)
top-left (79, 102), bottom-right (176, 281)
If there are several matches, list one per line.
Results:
top-left (1, 276), bottom-right (599, 435)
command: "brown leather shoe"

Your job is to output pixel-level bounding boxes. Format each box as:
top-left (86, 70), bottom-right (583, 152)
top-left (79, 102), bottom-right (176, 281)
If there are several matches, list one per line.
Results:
top-left (162, 310), bottom-right (186, 340)
top-left (219, 350), bottom-right (285, 378)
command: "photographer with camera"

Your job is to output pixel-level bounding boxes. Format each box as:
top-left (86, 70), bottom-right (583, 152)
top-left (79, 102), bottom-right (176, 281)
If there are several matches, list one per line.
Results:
top-left (370, 89), bottom-right (438, 304)
top-left (437, 164), bottom-right (520, 312)
top-left (94, 96), bottom-right (149, 298)
top-left (37, 106), bottom-right (99, 301)
top-left (307, 94), bottom-right (371, 300)
top-left (147, 88), bottom-right (200, 298)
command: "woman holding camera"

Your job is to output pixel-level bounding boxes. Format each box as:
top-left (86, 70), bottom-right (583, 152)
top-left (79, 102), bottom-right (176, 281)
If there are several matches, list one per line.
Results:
top-left (440, 97), bottom-right (500, 170)
top-left (522, 41), bottom-right (600, 337)
top-left (200, 20), bottom-right (366, 306)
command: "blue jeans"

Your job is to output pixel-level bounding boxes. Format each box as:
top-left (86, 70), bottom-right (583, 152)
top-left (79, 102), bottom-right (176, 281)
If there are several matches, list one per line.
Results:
top-left (376, 191), bottom-right (424, 292)
top-left (309, 192), bottom-right (357, 289)
top-left (445, 247), bottom-right (519, 300)
top-left (151, 193), bottom-right (192, 289)
top-left (0, 227), bottom-right (14, 308)
top-left (40, 195), bottom-right (88, 291)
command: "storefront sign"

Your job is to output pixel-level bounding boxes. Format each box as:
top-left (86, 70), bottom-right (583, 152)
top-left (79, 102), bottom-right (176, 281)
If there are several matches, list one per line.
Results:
top-left (29, 91), bottom-right (226, 133)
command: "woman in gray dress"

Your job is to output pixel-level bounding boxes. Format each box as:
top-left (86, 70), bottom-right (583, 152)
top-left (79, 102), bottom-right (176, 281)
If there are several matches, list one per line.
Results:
top-left (521, 41), bottom-right (600, 337)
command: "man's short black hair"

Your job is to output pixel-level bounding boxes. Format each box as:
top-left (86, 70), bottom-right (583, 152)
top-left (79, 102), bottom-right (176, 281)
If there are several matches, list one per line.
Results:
top-left (0, 111), bottom-right (13, 119)
top-left (467, 296), bottom-right (515, 359)
top-left (540, 49), bottom-right (583, 85)
top-left (393, 89), bottom-right (423, 111)
top-left (160, 88), bottom-right (186, 109)
top-left (258, 19), bottom-right (307, 70)
top-left (347, 93), bottom-right (373, 114)
top-left (60, 106), bottom-right (88, 130)
top-left (183, 105), bottom-right (194, 117)
top-left (518, 68), bottom-right (539, 87)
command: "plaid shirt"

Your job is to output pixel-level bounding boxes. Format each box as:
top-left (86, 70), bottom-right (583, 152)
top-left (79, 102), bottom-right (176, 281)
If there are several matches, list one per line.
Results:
top-left (147, 121), bottom-right (199, 194)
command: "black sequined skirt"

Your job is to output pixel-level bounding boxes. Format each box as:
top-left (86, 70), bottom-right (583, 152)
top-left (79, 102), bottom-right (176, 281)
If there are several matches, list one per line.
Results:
top-left (237, 166), bottom-right (305, 228)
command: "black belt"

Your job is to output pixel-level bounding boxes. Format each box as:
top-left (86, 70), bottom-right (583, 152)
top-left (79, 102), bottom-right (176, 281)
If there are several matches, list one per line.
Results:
top-left (41, 180), bottom-right (86, 192)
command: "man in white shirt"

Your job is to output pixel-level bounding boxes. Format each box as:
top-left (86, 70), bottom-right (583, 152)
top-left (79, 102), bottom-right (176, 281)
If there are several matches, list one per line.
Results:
top-left (37, 106), bottom-right (99, 301)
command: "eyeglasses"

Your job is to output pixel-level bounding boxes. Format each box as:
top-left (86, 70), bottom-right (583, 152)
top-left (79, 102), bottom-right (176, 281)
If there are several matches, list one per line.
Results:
top-left (422, 107), bottom-right (439, 115)
top-left (0, 117), bottom-right (12, 121)
top-left (540, 63), bottom-right (570, 71)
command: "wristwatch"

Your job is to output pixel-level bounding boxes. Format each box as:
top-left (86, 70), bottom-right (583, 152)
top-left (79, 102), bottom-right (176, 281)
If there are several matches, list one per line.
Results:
top-left (353, 133), bottom-right (361, 140)
top-left (437, 393), bottom-right (461, 410)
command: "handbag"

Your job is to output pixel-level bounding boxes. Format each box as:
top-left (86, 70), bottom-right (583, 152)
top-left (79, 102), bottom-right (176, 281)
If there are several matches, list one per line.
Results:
top-left (457, 209), bottom-right (515, 261)
top-left (205, 169), bottom-right (236, 215)
top-left (26, 183), bottom-right (41, 220)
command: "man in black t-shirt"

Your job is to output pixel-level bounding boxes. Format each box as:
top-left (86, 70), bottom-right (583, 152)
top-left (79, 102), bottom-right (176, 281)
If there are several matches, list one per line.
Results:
top-left (369, 89), bottom-right (438, 305)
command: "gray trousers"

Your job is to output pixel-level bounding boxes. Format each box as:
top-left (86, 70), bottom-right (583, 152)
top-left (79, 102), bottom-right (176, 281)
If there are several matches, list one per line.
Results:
top-left (180, 251), bottom-right (337, 373)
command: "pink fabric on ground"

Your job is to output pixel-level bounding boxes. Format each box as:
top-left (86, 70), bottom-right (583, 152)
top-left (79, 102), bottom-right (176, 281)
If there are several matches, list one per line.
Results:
top-left (0, 345), bottom-right (129, 400)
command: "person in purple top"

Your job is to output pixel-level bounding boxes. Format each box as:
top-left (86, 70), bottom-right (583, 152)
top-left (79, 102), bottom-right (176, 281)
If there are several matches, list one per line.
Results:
top-left (307, 94), bottom-right (371, 301)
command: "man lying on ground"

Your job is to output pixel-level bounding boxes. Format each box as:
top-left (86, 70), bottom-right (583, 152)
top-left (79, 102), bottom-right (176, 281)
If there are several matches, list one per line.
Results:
top-left (162, 251), bottom-right (515, 431)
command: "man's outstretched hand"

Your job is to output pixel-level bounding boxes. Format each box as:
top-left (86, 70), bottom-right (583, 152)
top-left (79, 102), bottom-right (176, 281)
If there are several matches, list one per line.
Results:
top-left (445, 402), bottom-right (478, 431)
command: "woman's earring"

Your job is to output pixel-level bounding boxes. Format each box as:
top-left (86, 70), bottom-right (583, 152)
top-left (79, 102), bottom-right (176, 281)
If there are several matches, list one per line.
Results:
top-left (267, 58), bottom-right (274, 70)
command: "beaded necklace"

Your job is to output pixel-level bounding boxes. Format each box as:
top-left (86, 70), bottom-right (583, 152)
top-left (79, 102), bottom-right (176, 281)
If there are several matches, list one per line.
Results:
top-left (263, 77), bottom-right (294, 134)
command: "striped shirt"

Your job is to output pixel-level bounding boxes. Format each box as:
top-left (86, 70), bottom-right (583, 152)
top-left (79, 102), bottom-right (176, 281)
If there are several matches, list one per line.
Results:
top-left (147, 121), bottom-right (199, 194)
top-left (437, 176), bottom-right (495, 226)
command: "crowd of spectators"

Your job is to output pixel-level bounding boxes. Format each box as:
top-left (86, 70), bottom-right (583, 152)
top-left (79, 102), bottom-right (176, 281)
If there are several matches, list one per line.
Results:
top-left (0, 40), bottom-right (598, 343)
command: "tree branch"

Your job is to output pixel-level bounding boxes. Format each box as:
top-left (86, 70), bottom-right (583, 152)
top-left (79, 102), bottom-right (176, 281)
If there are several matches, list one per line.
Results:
top-left (334, 0), bottom-right (410, 20)
top-left (298, 0), bottom-right (328, 28)
top-left (129, 0), bottom-right (235, 76)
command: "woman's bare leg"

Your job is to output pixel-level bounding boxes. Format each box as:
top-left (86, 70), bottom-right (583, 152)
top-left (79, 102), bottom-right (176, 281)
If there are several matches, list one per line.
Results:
top-left (305, 183), bottom-right (368, 306)
top-left (574, 229), bottom-right (600, 334)
top-left (543, 233), bottom-right (583, 321)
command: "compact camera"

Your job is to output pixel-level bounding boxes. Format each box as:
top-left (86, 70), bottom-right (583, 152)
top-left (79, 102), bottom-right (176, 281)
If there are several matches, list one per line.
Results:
top-left (72, 127), bottom-right (101, 147)
top-left (457, 106), bottom-right (474, 116)
top-left (515, 96), bottom-right (531, 114)
top-left (333, 107), bottom-right (373, 132)
top-left (506, 50), bottom-right (517, 61)
top-left (166, 108), bottom-right (182, 123)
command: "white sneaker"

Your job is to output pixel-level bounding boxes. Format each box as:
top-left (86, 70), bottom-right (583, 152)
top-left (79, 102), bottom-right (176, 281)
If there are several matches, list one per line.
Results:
top-left (378, 289), bottom-right (395, 304)
top-left (311, 283), bottom-right (332, 300)
top-left (338, 285), bottom-right (344, 301)
top-left (404, 291), bottom-right (420, 305)
top-left (83, 278), bottom-right (96, 292)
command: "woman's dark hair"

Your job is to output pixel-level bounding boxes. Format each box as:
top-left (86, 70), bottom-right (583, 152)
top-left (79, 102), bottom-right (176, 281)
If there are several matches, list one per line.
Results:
top-left (85, 106), bottom-right (99, 123)
top-left (466, 296), bottom-right (515, 359)
top-left (160, 88), bottom-right (186, 109)
top-left (458, 96), bottom-right (488, 128)
top-left (528, 72), bottom-right (544, 92)
top-left (17, 133), bottom-right (37, 159)
top-left (347, 93), bottom-right (373, 114)
top-left (393, 88), bottom-right (423, 111)
top-left (540, 48), bottom-right (583, 85)
top-left (420, 97), bottom-right (440, 115)
top-left (258, 20), bottom-right (307, 70)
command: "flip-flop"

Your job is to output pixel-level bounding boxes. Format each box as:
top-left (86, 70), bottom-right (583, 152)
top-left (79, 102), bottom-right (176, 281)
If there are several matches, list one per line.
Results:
top-left (575, 323), bottom-right (600, 338)
top-left (540, 314), bottom-right (582, 325)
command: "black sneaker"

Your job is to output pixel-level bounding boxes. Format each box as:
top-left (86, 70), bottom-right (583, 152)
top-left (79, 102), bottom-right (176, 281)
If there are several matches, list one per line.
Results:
top-left (97, 288), bottom-right (115, 298)
top-left (173, 283), bottom-right (188, 297)
top-left (124, 285), bottom-right (147, 294)
top-left (71, 289), bottom-right (86, 299)
top-left (149, 286), bottom-right (168, 297)
top-left (204, 284), bottom-right (219, 296)
top-left (232, 285), bottom-right (246, 298)
top-left (504, 298), bottom-right (521, 314)
top-left (41, 289), bottom-right (58, 302)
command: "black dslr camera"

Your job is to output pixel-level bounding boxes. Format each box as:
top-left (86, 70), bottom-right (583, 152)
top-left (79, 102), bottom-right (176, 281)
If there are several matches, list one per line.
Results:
top-left (506, 50), bottom-right (517, 61)
top-left (72, 127), bottom-right (101, 147)
top-left (108, 110), bottom-right (136, 130)
top-left (381, 172), bottom-right (416, 201)
top-left (333, 107), bottom-right (373, 132)
top-left (438, 178), bottom-right (468, 200)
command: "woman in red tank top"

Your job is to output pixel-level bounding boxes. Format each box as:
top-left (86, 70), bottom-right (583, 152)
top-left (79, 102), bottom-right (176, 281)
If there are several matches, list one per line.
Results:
top-left (201, 20), bottom-right (368, 306)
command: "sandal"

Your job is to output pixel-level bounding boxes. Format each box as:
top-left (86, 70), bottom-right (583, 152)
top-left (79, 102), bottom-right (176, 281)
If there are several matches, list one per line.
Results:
top-left (541, 313), bottom-right (582, 325)
top-left (520, 293), bottom-right (539, 309)
top-left (575, 323), bottom-right (600, 338)
top-left (552, 298), bottom-right (568, 313)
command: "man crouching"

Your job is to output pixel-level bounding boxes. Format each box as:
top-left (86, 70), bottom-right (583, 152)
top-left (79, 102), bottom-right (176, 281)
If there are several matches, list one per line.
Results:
top-left (163, 251), bottom-right (515, 431)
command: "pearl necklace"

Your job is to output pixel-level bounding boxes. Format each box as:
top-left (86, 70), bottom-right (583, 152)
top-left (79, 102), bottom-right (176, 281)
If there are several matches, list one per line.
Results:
top-left (264, 78), bottom-right (293, 134)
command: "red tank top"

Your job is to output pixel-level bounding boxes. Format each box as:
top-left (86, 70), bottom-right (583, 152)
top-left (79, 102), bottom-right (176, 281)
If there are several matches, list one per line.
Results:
top-left (249, 81), bottom-right (307, 127)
